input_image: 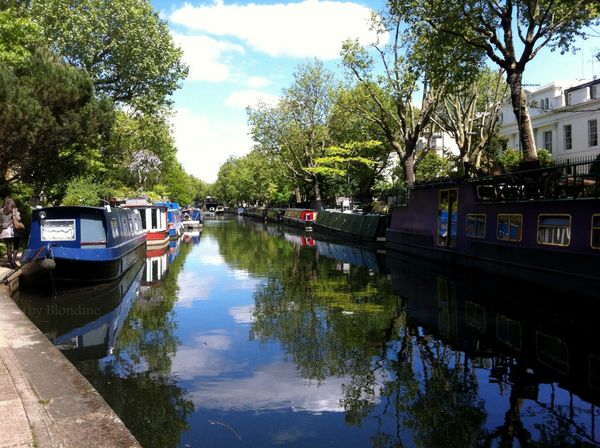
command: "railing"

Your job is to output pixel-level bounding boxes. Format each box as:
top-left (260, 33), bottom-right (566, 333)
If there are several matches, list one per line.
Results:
top-left (472, 158), bottom-right (600, 203)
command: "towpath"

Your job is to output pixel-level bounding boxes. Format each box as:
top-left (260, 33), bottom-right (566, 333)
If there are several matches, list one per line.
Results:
top-left (0, 259), bottom-right (140, 448)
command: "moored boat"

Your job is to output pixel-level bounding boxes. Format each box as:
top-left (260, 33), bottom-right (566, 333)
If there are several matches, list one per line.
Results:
top-left (386, 159), bottom-right (600, 284)
top-left (157, 201), bottom-right (184, 239)
top-left (181, 207), bottom-right (203, 229)
top-left (20, 205), bottom-right (146, 287)
top-left (124, 198), bottom-right (169, 248)
top-left (282, 208), bottom-right (318, 231)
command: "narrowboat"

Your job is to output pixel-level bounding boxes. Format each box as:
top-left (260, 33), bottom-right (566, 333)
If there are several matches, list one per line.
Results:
top-left (313, 210), bottom-right (388, 243)
top-left (20, 205), bottom-right (146, 287)
top-left (156, 201), bottom-right (183, 239)
top-left (124, 199), bottom-right (169, 248)
top-left (181, 208), bottom-right (203, 229)
top-left (282, 208), bottom-right (318, 231)
top-left (266, 208), bottom-right (284, 223)
top-left (245, 207), bottom-right (267, 220)
top-left (204, 196), bottom-right (218, 216)
top-left (386, 159), bottom-right (600, 285)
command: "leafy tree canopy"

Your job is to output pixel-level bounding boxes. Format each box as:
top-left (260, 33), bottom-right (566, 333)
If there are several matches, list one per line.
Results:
top-left (28, 0), bottom-right (188, 113)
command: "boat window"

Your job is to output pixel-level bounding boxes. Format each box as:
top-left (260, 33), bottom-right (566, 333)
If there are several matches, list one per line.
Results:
top-left (139, 209), bottom-right (147, 230)
top-left (111, 218), bottom-right (119, 238)
top-left (151, 208), bottom-right (158, 229)
top-left (122, 217), bottom-right (130, 237)
top-left (465, 214), bottom-right (486, 238)
top-left (537, 214), bottom-right (571, 246)
top-left (41, 219), bottom-right (76, 242)
top-left (497, 214), bottom-right (522, 242)
top-left (592, 215), bottom-right (600, 249)
top-left (437, 189), bottom-right (458, 247)
top-left (80, 213), bottom-right (106, 248)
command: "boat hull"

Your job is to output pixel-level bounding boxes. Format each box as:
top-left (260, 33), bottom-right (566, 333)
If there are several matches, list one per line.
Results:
top-left (20, 242), bottom-right (146, 288)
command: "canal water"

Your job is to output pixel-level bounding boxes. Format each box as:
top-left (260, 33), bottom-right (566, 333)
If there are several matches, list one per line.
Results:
top-left (15, 217), bottom-right (600, 447)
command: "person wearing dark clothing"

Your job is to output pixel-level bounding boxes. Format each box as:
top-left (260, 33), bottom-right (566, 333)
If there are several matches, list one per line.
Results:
top-left (1, 197), bottom-right (23, 269)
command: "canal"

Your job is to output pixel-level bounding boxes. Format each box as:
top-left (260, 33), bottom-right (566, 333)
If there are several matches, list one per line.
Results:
top-left (15, 217), bottom-right (600, 447)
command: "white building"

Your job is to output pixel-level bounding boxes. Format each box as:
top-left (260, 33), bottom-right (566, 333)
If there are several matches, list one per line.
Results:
top-left (499, 78), bottom-right (600, 162)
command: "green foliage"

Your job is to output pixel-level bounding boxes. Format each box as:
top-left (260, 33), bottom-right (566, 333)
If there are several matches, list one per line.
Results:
top-left (416, 151), bottom-right (452, 182)
top-left (499, 148), bottom-right (522, 172)
top-left (212, 152), bottom-right (293, 206)
top-left (0, 9), bottom-right (44, 69)
top-left (0, 48), bottom-right (115, 201)
top-left (248, 60), bottom-right (335, 201)
top-left (28, 0), bottom-right (188, 113)
top-left (499, 147), bottom-right (553, 172)
top-left (61, 176), bottom-right (107, 206)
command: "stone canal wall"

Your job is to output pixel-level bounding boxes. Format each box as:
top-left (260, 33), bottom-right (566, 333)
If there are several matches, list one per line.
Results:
top-left (0, 271), bottom-right (141, 448)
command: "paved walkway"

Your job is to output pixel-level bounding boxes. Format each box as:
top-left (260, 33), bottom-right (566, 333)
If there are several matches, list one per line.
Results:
top-left (0, 258), bottom-right (141, 448)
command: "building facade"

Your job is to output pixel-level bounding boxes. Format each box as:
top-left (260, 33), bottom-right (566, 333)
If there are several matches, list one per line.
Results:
top-left (499, 78), bottom-right (600, 162)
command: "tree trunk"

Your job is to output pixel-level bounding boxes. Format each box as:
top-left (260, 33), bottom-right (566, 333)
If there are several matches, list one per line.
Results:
top-left (313, 178), bottom-right (322, 202)
top-left (402, 153), bottom-right (416, 186)
top-left (507, 71), bottom-right (537, 161)
top-left (294, 185), bottom-right (301, 204)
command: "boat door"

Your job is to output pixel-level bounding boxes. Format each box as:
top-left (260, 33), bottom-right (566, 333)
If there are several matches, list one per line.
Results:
top-left (437, 189), bottom-right (458, 248)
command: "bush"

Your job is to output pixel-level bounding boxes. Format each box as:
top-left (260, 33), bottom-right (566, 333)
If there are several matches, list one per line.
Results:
top-left (61, 177), bottom-right (106, 206)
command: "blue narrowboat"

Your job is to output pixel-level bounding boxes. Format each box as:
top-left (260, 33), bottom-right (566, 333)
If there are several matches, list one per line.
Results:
top-left (157, 201), bottom-right (184, 239)
top-left (20, 205), bottom-right (146, 287)
top-left (181, 207), bottom-right (203, 229)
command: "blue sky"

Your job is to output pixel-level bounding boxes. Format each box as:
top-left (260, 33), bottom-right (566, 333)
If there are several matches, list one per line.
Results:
top-left (150, 0), bottom-right (600, 183)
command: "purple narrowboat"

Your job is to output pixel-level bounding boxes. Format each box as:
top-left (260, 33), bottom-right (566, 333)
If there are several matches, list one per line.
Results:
top-left (386, 160), bottom-right (600, 285)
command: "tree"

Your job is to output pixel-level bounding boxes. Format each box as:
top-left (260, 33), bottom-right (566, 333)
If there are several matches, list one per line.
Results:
top-left (394, 0), bottom-right (600, 162)
top-left (327, 86), bottom-right (395, 204)
top-left (248, 60), bottom-right (335, 203)
top-left (433, 67), bottom-right (508, 173)
top-left (340, 20), bottom-right (446, 186)
top-left (0, 48), bottom-right (114, 200)
top-left (28, 0), bottom-right (188, 113)
top-left (0, 8), bottom-right (44, 68)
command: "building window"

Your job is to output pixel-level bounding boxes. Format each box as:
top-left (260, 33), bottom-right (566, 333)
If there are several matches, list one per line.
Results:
top-left (564, 125), bottom-right (572, 150)
top-left (591, 84), bottom-right (598, 100)
top-left (537, 214), bottom-right (571, 246)
top-left (541, 98), bottom-right (549, 110)
top-left (566, 92), bottom-right (572, 105)
top-left (544, 130), bottom-right (552, 152)
top-left (592, 215), bottom-right (600, 249)
top-left (589, 119), bottom-right (598, 147)
top-left (465, 214), bottom-right (486, 238)
top-left (497, 214), bottom-right (522, 242)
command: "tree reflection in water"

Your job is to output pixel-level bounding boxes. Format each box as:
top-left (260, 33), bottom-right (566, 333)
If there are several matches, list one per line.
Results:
top-left (74, 242), bottom-right (196, 448)
top-left (230, 218), bottom-right (600, 447)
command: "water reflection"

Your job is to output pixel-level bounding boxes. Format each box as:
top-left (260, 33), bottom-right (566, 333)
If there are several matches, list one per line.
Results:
top-left (14, 218), bottom-right (600, 447)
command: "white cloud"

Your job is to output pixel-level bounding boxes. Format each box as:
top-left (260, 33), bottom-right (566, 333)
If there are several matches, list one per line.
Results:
top-left (247, 76), bottom-right (270, 89)
top-left (229, 304), bottom-right (255, 324)
top-left (176, 271), bottom-right (216, 306)
top-left (172, 32), bottom-right (244, 82)
top-left (224, 89), bottom-right (279, 109)
top-left (189, 361), bottom-right (364, 412)
top-left (171, 108), bottom-right (253, 183)
top-left (170, 0), bottom-right (385, 60)
top-left (171, 332), bottom-right (243, 379)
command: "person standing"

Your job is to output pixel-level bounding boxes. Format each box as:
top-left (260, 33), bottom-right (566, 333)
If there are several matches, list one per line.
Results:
top-left (1, 197), bottom-right (24, 269)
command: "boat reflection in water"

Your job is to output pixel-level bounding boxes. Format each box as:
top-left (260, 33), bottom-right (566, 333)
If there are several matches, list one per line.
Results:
top-left (16, 258), bottom-right (145, 361)
top-left (387, 252), bottom-right (600, 445)
top-left (182, 229), bottom-right (202, 245)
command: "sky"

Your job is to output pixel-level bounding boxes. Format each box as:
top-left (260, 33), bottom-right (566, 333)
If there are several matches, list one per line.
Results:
top-left (150, 0), bottom-right (600, 183)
